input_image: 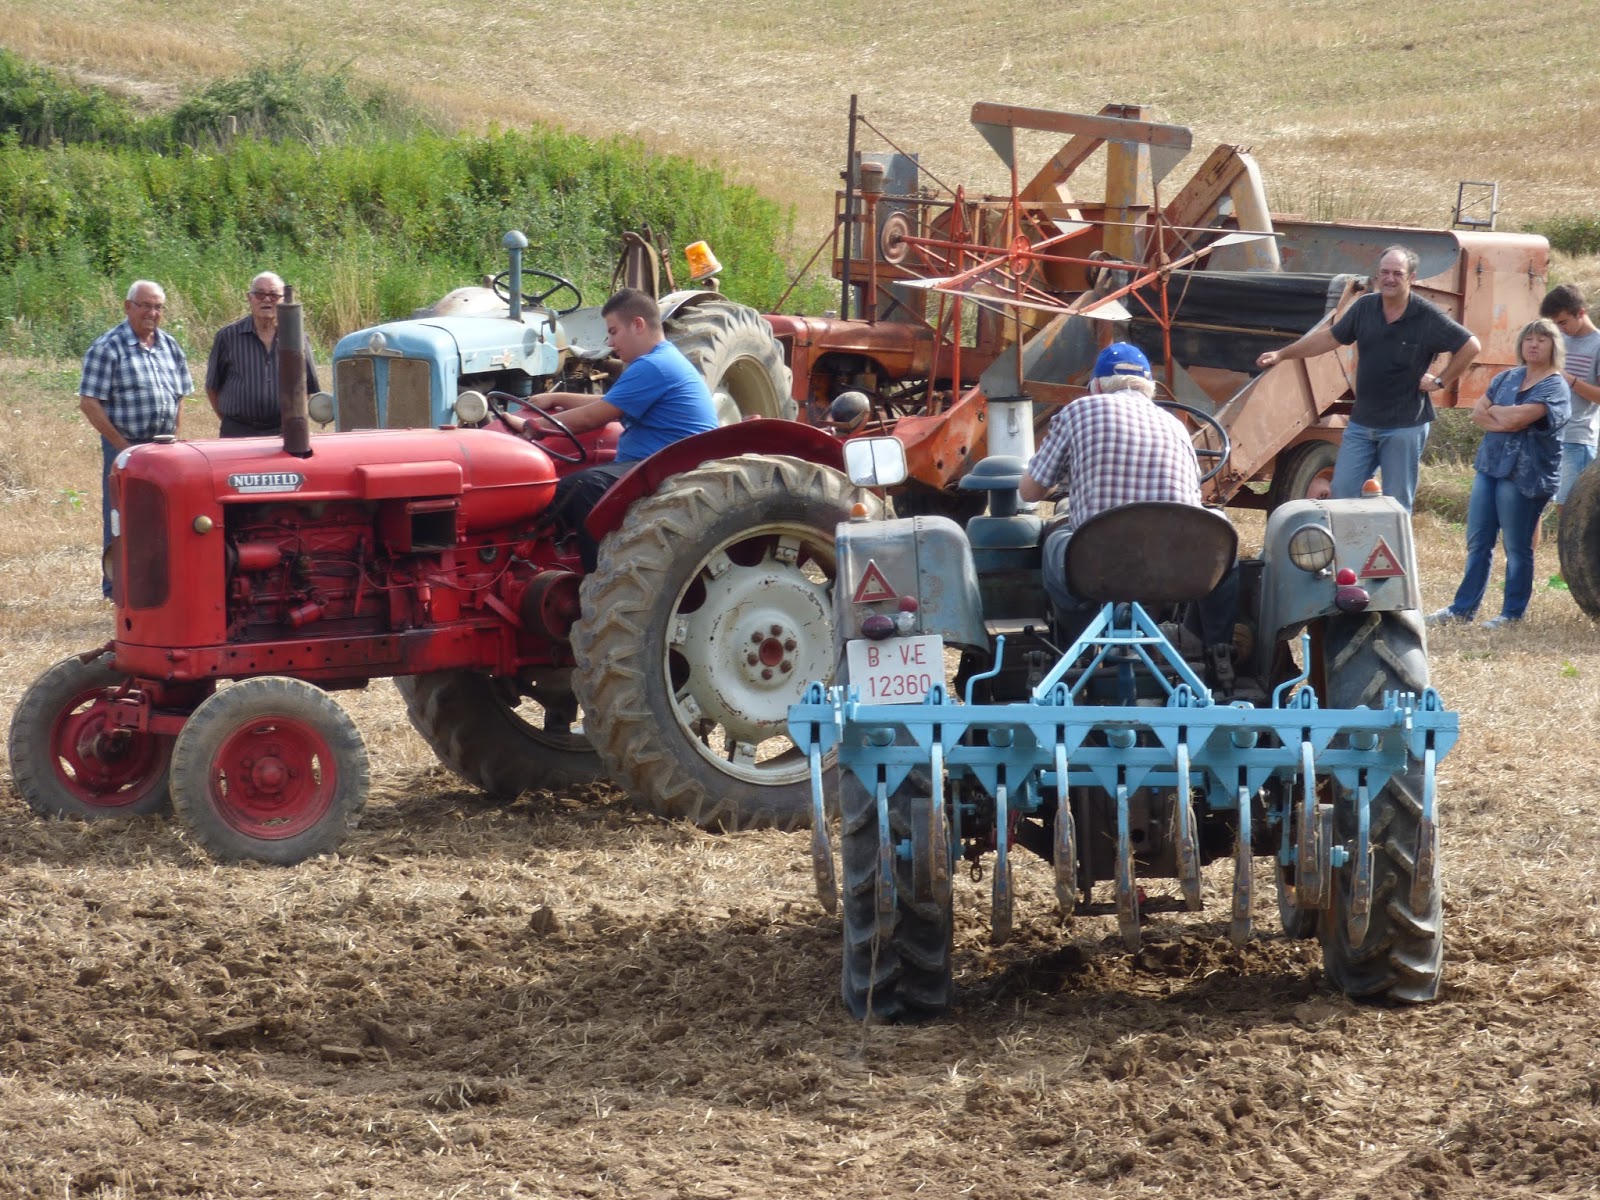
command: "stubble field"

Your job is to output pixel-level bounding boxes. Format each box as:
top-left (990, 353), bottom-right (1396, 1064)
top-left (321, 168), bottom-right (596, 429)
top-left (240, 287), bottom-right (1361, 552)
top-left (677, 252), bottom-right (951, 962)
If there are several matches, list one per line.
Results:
top-left (2, 361), bottom-right (1600, 1198)
top-left (5, 5), bottom-right (1600, 1195)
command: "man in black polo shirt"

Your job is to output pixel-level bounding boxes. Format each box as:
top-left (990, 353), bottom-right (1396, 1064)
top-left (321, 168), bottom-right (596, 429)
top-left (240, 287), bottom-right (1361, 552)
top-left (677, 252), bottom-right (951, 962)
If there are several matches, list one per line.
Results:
top-left (205, 272), bottom-right (321, 437)
top-left (1256, 245), bottom-right (1480, 511)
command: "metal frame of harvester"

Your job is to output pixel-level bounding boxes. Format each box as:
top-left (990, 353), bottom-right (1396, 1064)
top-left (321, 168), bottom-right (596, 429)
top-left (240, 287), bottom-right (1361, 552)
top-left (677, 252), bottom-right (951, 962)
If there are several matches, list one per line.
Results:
top-left (766, 99), bottom-right (1550, 508)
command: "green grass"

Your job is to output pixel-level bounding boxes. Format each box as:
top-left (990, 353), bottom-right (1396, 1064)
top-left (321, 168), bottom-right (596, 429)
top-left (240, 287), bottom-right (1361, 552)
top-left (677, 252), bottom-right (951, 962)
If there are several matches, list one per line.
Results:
top-left (0, 53), bottom-right (833, 357)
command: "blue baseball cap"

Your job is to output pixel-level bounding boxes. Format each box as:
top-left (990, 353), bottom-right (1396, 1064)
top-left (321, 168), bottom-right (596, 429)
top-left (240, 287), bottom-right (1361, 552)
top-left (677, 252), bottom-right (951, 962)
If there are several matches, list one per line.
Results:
top-left (1093, 342), bottom-right (1152, 380)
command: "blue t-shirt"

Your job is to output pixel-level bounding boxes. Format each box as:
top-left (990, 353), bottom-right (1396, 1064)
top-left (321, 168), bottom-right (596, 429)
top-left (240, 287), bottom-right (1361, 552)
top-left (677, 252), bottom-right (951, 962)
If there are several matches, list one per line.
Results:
top-left (1474, 367), bottom-right (1570, 500)
top-left (604, 341), bottom-right (718, 461)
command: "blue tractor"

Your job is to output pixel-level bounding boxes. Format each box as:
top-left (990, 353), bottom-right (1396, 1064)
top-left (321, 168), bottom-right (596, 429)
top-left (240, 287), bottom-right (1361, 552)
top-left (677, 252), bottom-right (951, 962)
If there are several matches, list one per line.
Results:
top-left (325, 231), bottom-right (794, 431)
top-left (789, 424), bottom-right (1458, 1020)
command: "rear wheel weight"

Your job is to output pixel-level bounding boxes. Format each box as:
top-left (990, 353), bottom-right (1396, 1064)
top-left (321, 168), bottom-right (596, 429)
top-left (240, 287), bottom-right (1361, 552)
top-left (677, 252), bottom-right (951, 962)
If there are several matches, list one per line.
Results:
top-left (169, 677), bottom-right (369, 865)
top-left (839, 770), bottom-right (954, 1022)
top-left (1317, 610), bottom-right (1442, 1002)
top-left (8, 654), bottom-right (172, 820)
top-left (572, 454), bottom-right (877, 831)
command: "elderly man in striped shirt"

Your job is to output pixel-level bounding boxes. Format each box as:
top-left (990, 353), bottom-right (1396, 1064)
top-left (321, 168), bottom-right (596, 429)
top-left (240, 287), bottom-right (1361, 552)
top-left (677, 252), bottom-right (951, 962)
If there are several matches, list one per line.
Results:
top-left (205, 272), bottom-right (321, 437)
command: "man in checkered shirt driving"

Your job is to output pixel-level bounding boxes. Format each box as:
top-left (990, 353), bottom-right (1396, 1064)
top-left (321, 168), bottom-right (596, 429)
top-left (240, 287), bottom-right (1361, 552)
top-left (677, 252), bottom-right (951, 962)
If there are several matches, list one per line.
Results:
top-left (1019, 341), bottom-right (1204, 618)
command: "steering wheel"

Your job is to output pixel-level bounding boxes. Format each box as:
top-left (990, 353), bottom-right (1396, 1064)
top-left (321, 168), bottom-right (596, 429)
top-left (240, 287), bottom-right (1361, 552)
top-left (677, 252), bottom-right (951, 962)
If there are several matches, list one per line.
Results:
top-left (485, 392), bottom-right (588, 465)
top-left (491, 270), bottom-right (584, 316)
top-left (1156, 399), bottom-right (1231, 485)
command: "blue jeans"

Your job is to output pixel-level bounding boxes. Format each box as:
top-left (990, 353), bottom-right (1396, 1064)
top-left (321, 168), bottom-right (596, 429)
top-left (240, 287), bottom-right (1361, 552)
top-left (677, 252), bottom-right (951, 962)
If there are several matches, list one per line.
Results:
top-left (1448, 472), bottom-right (1548, 620)
top-left (1330, 421), bottom-right (1431, 511)
top-left (1556, 442), bottom-right (1596, 505)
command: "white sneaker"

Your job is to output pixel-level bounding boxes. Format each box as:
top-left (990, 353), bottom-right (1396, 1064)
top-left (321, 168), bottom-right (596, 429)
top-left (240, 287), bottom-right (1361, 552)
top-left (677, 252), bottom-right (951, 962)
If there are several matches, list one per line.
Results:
top-left (1480, 614), bottom-right (1520, 630)
top-left (1425, 607), bottom-right (1466, 626)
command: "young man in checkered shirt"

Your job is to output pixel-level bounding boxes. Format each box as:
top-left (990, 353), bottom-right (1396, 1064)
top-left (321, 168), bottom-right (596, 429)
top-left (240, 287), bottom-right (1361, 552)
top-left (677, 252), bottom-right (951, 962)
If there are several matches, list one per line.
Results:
top-left (78, 279), bottom-right (193, 598)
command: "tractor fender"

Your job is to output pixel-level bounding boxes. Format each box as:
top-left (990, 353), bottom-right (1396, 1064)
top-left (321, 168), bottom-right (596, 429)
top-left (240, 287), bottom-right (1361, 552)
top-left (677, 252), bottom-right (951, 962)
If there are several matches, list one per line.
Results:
top-left (832, 515), bottom-right (990, 654)
top-left (658, 289), bottom-right (726, 324)
top-left (584, 419), bottom-right (845, 545)
top-left (1256, 497), bottom-right (1424, 654)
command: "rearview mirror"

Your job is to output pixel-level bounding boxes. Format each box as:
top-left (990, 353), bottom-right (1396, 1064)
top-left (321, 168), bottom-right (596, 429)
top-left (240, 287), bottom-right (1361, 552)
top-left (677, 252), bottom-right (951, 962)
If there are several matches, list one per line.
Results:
top-left (843, 437), bottom-right (907, 488)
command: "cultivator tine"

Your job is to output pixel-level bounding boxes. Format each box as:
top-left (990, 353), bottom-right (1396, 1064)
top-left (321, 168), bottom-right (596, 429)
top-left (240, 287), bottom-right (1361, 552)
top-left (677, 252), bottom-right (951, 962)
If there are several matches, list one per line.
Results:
top-left (929, 741), bottom-right (952, 911)
top-left (992, 782), bottom-right (1014, 945)
top-left (1175, 739), bottom-right (1202, 912)
top-left (1294, 740), bottom-right (1330, 911)
top-left (1052, 741), bottom-right (1076, 919)
top-left (1346, 777), bottom-right (1373, 945)
top-left (1230, 780), bottom-right (1253, 947)
top-left (1114, 778), bottom-right (1140, 950)
top-left (808, 741), bottom-right (837, 914)
top-left (874, 774), bottom-right (895, 926)
top-left (1412, 741), bottom-right (1439, 913)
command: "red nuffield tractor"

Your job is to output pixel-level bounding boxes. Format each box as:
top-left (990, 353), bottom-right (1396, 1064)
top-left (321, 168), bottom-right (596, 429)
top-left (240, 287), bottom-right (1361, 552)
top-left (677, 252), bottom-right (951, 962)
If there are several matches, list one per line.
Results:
top-left (8, 294), bottom-right (875, 862)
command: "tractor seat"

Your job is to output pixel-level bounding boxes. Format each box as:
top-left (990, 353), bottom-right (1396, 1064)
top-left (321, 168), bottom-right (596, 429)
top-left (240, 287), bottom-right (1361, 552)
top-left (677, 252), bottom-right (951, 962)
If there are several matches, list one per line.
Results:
top-left (1063, 502), bottom-right (1237, 604)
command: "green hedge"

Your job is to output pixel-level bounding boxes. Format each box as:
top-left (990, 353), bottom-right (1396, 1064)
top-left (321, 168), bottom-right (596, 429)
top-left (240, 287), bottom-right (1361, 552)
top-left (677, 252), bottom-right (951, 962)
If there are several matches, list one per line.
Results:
top-left (0, 52), bottom-right (830, 358)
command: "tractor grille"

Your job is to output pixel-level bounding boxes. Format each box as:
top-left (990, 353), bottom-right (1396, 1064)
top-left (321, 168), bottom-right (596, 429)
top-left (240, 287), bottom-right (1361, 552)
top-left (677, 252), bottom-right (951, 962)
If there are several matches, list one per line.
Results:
top-left (387, 359), bottom-right (432, 429)
top-left (122, 477), bottom-right (169, 610)
top-left (335, 359), bottom-right (378, 430)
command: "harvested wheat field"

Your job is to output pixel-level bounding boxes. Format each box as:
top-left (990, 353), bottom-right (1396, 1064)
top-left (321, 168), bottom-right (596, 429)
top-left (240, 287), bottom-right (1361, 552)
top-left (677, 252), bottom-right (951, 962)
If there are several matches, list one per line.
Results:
top-left (2, 358), bottom-right (1600, 1200)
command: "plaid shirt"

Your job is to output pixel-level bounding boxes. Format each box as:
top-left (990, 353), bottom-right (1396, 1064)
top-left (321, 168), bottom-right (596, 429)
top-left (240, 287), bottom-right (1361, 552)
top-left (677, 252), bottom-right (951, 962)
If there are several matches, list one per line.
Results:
top-left (78, 321), bottom-right (193, 441)
top-left (1027, 388), bottom-right (1202, 528)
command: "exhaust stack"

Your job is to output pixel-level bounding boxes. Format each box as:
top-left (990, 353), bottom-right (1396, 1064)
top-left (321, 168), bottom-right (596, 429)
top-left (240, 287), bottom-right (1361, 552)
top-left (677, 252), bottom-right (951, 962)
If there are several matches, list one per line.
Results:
top-left (278, 285), bottom-right (311, 457)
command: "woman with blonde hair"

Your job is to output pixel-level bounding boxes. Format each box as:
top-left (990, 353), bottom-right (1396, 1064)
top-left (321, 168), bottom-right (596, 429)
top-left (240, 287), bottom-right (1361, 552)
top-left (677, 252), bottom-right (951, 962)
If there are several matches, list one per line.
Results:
top-left (1430, 318), bottom-right (1570, 629)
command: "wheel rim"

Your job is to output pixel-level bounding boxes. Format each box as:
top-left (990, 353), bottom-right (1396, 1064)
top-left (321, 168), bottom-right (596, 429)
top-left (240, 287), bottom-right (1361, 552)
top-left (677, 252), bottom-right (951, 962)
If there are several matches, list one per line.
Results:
top-left (50, 683), bottom-right (170, 810)
top-left (667, 522), bottom-right (837, 786)
top-left (208, 716), bottom-right (337, 840)
top-left (716, 356), bottom-right (785, 420)
top-left (501, 683), bottom-right (590, 753)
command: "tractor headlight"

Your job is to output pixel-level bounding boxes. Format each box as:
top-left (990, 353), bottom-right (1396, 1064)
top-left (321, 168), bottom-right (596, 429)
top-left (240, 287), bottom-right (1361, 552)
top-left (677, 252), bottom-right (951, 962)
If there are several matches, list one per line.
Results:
top-left (453, 390), bottom-right (489, 425)
top-left (308, 391), bottom-right (336, 426)
top-left (1287, 524), bottom-right (1336, 573)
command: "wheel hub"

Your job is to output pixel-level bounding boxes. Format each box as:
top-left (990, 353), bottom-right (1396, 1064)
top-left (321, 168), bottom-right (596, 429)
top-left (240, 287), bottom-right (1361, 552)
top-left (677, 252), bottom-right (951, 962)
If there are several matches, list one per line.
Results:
top-left (674, 538), bottom-right (833, 744)
top-left (248, 753), bottom-right (290, 794)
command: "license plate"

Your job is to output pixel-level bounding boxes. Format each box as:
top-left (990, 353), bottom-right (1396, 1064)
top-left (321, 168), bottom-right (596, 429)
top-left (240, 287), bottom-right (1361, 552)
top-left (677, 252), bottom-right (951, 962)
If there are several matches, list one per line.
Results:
top-left (846, 634), bottom-right (944, 704)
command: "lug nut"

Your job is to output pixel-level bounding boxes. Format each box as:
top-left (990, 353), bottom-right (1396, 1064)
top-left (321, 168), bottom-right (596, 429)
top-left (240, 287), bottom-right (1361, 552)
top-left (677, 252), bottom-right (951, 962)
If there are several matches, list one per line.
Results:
top-left (761, 668), bottom-right (773, 680)
top-left (770, 624), bottom-right (783, 637)
top-left (750, 632), bottom-right (763, 644)
top-left (746, 653), bottom-right (758, 666)
top-left (783, 638), bottom-right (796, 652)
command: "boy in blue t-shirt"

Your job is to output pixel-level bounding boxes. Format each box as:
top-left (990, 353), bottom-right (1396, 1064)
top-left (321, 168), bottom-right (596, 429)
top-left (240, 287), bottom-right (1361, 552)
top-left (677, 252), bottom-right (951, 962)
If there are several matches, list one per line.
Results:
top-left (503, 287), bottom-right (718, 568)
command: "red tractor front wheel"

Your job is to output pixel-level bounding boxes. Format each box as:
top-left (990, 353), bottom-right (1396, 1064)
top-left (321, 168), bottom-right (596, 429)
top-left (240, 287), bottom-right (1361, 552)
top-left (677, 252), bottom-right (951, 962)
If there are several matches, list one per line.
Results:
top-left (8, 653), bottom-right (173, 820)
top-left (169, 677), bottom-right (369, 864)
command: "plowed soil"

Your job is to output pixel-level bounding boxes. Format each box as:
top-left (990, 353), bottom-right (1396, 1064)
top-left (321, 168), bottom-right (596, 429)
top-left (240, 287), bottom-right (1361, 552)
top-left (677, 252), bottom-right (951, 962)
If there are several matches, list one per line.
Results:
top-left (3, 391), bottom-right (1600, 1197)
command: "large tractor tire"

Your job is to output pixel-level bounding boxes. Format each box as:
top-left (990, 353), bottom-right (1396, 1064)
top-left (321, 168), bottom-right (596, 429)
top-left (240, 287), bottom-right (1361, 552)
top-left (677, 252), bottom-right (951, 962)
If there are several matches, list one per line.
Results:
top-left (666, 299), bottom-right (796, 424)
top-left (1318, 610), bottom-right (1443, 1002)
top-left (396, 670), bottom-right (605, 797)
top-left (169, 677), bottom-right (368, 865)
top-left (9, 653), bottom-right (174, 820)
top-left (1557, 460), bottom-right (1600, 619)
top-left (1268, 440), bottom-right (1339, 509)
top-left (571, 454), bottom-right (878, 831)
top-left (839, 769), bottom-right (955, 1022)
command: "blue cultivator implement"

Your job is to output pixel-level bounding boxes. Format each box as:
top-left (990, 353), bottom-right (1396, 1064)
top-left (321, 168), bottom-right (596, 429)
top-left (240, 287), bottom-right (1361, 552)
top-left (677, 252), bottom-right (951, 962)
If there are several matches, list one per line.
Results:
top-left (789, 444), bottom-right (1460, 1022)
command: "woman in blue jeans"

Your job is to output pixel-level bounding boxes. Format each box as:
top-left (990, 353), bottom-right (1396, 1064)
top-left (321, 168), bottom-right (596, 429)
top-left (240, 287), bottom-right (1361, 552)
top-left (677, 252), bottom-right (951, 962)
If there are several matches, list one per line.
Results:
top-left (1430, 319), bottom-right (1570, 629)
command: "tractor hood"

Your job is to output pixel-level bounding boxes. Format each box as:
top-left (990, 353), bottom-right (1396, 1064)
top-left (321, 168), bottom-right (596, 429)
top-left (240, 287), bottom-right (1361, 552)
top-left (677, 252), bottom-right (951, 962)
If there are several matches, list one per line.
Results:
top-left (332, 312), bottom-right (561, 379)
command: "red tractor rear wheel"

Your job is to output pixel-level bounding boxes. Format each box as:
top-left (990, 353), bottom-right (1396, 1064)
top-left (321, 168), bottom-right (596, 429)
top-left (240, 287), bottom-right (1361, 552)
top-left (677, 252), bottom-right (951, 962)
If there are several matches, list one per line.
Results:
top-left (572, 454), bottom-right (877, 831)
top-left (8, 654), bottom-right (173, 819)
top-left (169, 677), bottom-right (369, 864)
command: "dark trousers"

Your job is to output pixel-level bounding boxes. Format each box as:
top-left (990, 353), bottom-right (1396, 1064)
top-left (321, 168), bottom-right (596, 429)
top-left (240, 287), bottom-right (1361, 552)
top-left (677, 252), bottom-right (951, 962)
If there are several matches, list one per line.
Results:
top-left (219, 415), bottom-right (280, 438)
top-left (552, 462), bottom-right (633, 571)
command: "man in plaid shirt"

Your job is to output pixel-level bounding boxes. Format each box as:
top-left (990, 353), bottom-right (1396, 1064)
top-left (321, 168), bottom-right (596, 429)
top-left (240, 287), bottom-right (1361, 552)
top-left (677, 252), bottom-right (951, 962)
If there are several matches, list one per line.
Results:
top-left (1020, 342), bottom-right (1203, 617)
top-left (78, 279), bottom-right (193, 597)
